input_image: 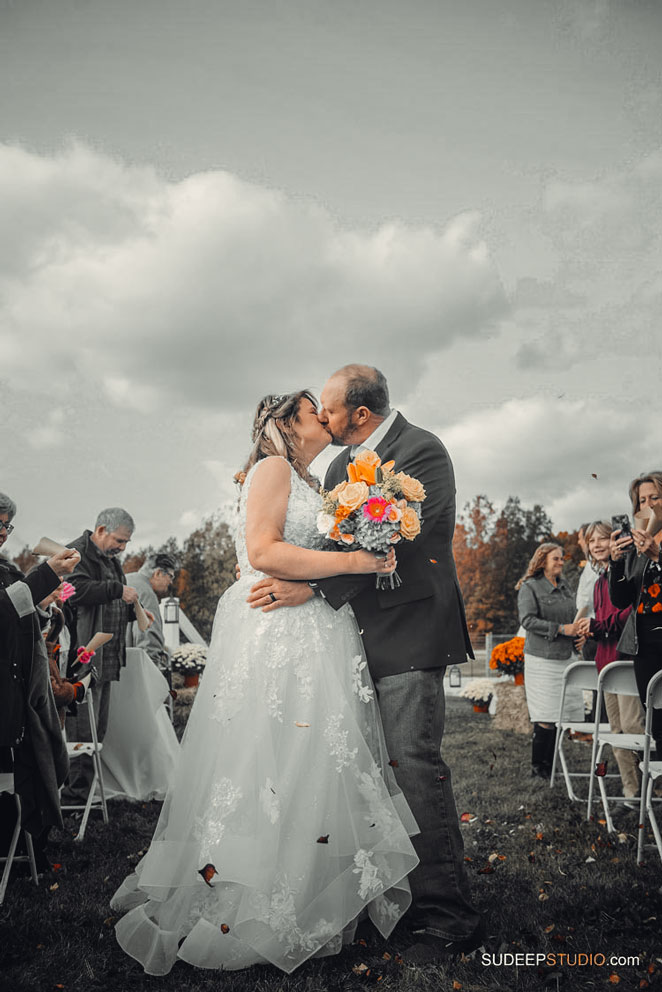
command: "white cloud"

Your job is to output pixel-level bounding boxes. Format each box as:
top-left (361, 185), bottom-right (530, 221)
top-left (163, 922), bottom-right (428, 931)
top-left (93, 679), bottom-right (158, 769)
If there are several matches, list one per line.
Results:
top-left (0, 141), bottom-right (508, 410)
top-left (25, 407), bottom-right (66, 449)
top-left (439, 396), bottom-right (652, 528)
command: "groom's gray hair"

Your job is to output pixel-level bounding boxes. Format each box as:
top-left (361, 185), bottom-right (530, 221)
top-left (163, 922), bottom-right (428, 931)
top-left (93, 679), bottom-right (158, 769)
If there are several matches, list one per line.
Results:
top-left (334, 364), bottom-right (390, 417)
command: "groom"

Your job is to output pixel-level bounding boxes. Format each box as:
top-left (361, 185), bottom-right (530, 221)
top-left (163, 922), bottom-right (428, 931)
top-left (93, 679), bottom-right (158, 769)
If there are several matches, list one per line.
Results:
top-left (248, 364), bottom-right (484, 963)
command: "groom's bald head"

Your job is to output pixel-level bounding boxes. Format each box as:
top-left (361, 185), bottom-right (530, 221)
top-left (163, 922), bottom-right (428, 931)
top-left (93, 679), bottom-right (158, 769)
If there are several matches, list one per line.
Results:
top-left (319, 364), bottom-right (391, 446)
top-left (329, 365), bottom-right (390, 418)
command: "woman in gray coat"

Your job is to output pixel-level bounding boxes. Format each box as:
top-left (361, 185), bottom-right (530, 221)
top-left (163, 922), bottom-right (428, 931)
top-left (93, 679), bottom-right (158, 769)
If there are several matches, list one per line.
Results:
top-left (517, 543), bottom-right (585, 777)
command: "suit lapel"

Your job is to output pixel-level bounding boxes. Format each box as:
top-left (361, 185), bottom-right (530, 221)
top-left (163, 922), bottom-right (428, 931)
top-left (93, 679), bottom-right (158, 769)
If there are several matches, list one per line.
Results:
top-left (373, 412), bottom-right (408, 460)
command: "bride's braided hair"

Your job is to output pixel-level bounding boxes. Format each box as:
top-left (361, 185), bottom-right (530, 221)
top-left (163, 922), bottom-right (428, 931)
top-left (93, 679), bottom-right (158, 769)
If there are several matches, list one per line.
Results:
top-left (237, 390), bottom-right (320, 489)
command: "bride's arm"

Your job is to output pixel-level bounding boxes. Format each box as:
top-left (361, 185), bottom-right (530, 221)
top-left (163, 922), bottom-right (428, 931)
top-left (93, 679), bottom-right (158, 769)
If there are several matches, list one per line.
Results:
top-left (245, 458), bottom-right (384, 580)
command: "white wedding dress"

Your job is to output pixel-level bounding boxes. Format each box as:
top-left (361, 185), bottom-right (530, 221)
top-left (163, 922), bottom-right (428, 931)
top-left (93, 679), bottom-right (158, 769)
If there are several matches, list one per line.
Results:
top-left (111, 457), bottom-right (419, 975)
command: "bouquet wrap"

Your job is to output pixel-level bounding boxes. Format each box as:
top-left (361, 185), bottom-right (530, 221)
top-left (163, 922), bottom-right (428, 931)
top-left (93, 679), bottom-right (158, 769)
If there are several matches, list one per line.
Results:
top-left (133, 598), bottom-right (151, 632)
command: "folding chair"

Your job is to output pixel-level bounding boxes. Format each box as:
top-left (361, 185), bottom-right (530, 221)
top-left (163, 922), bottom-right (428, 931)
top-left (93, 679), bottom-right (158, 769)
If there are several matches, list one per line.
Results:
top-left (0, 770), bottom-right (38, 905)
top-left (550, 661), bottom-right (611, 801)
top-left (60, 686), bottom-right (109, 841)
top-left (637, 669), bottom-right (662, 865)
top-left (587, 661), bottom-right (646, 832)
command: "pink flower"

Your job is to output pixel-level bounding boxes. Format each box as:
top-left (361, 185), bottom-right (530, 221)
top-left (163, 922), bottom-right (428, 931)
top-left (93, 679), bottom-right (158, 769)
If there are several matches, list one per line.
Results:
top-left (363, 497), bottom-right (390, 521)
top-left (76, 647), bottom-right (96, 665)
top-left (60, 582), bottom-right (76, 602)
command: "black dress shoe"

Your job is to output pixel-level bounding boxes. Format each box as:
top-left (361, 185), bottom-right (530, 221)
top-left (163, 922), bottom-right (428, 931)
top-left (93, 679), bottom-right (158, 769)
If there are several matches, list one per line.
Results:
top-left (403, 918), bottom-right (487, 966)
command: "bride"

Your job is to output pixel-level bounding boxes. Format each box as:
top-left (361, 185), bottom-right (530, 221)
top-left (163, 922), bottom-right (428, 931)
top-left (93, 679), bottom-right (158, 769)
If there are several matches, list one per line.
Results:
top-left (111, 390), bottom-right (419, 975)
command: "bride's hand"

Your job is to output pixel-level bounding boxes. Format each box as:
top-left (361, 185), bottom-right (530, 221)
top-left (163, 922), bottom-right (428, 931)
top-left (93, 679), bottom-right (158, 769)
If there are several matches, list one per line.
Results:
top-left (352, 548), bottom-right (397, 575)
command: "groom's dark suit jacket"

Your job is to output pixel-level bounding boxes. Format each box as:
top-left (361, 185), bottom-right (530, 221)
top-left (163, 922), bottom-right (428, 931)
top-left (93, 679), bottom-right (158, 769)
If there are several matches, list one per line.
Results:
top-left (318, 413), bottom-right (474, 679)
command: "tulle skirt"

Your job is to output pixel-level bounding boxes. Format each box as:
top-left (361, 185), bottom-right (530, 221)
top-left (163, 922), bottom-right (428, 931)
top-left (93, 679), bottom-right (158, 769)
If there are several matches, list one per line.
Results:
top-left (111, 579), bottom-right (419, 975)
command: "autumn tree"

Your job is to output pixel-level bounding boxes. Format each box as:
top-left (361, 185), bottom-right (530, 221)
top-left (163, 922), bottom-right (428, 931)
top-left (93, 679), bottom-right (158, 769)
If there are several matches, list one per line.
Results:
top-left (177, 516), bottom-right (237, 640)
top-left (454, 495), bottom-right (553, 635)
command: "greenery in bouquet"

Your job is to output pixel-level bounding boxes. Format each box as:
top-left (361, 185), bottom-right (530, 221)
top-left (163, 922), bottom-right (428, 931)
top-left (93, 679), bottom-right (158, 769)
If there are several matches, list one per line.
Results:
top-left (318, 449), bottom-right (426, 588)
top-left (458, 677), bottom-right (496, 704)
top-left (171, 642), bottom-right (208, 675)
top-left (489, 636), bottom-right (525, 677)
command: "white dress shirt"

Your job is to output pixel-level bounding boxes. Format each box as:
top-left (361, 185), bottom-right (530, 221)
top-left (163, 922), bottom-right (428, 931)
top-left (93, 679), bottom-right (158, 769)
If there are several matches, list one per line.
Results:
top-left (350, 409), bottom-right (399, 457)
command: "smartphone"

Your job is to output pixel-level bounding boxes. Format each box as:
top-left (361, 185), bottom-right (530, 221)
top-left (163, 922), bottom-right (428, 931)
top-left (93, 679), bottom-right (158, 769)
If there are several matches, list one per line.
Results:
top-left (611, 514), bottom-right (632, 536)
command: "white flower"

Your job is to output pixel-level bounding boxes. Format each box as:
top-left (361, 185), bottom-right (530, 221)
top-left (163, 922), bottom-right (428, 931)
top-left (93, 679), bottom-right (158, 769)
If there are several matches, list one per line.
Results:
top-left (458, 678), bottom-right (496, 703)
top-left (316, 511), bottom-right (335, 536)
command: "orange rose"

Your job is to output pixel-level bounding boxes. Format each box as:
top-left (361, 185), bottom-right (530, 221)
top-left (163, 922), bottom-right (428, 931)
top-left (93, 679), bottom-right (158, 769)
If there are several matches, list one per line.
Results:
top-left (652, 602), bottom-right (662, 613)
top-left (396, 472), bottom-right (426, 502)
top-left (338, 481), bottom-right (369, 512)
top-left (648, 583), bottom-right (661, 598)
top-left (329, 481), bottom-right (348, 500)
top-left (637, 603), bottom-right (644, 614)
top-left (352, 449), bottom-right (381, 485)
top-left (340, 533), bottom-right (355, 545)
top-left (399, 506), bottom-right (421, 540)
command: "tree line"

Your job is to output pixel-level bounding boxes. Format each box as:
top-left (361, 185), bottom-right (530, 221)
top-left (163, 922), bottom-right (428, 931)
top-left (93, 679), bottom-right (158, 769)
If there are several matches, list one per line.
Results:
top-left (11, 497), bottom-right (583, 643)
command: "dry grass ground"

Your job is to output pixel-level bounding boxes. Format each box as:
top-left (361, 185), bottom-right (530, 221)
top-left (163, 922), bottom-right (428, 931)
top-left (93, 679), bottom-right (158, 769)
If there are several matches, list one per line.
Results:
top-left (2, 693), bottom-right (661, 992)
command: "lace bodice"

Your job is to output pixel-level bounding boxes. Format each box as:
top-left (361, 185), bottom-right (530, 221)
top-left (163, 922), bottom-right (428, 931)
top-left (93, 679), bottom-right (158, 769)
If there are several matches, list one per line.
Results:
top-left (235, 457), bottom-right (326, 578)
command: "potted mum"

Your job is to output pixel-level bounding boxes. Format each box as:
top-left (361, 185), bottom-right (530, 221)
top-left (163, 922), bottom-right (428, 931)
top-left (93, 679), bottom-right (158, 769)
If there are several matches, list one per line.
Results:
top-left (171, 643), bottom-right (207, 687)
top-left (459, 677), bottom-right (496, 713)
top-left (489, 636), bottom-right (525, 684)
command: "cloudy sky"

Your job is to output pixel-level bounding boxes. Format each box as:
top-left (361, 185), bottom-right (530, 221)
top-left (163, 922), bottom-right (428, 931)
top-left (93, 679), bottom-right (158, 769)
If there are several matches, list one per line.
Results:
top-left (1, 0), bottom-right (660, 555)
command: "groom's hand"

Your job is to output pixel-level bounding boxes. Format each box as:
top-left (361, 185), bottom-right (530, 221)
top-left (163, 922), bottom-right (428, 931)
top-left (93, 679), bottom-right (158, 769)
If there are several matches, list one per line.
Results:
top-left (247, 578), bottom-right (314, 612)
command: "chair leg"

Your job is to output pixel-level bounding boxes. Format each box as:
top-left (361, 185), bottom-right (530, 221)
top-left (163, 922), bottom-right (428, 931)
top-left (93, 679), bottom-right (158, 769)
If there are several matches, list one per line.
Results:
top-left (24, 831), bottom-right (39, 886)
top-left (0, 811), bottom-right (21, 905)
top-left (645, 777), bottom-right (662, 863)
top-left (75, 769), bottom-right (98, 842)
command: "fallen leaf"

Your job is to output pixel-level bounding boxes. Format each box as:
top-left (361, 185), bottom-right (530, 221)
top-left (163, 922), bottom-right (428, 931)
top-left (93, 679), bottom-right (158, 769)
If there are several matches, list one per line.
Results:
top-left (49, 883), bottom-right (59, 892)
top-left (544, 924), bottom-right (555, 933)
top-left (382, 952), bottom-right (392, 960)
top-left (198, 863), bottom-right (218, 887)
top-left (585, 856), bottom-right (596, 863)
top-left (353, 963), bottom-right (369, 975)
top-left (538, 893), bottom-right (549, 901)
top-left (220, 924), bottom-right (230, 934)
top-left (488, 852), bottom-right (499, 863)
top-left (609, 974), bottom-right (621, 984)
top-left (592, 473), bottom-right (598, 479)
top-left (52, 863), bottom-right (62, 871)
top-left (317, 835), bottom-right (330, 844)
top-left (294, 721), bottom-right (310, 727)
top-left (477, 864), bottom-right (495, 875)
top-left (388, 759), bottom-right (399, 768)
top-left (453, 982), bottom-right (463, 990)
top-left (460, 812), bottom-right (477, 823)
top-left (103, 917), bottom-right (115, 928)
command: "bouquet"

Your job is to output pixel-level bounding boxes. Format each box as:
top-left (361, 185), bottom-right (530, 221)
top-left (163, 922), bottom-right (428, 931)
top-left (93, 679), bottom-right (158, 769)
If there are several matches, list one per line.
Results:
top-left (489, 636), bottom-right (525, 677)
top-left (318, 449), bottom-right (426, 589)
top-left (171, 643), bottom-right (208, 676)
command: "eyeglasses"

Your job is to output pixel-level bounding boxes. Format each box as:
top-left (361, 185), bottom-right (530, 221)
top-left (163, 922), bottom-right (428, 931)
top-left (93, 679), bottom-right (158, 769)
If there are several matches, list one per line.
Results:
top-left (0, 521), bottom-right (14, 535)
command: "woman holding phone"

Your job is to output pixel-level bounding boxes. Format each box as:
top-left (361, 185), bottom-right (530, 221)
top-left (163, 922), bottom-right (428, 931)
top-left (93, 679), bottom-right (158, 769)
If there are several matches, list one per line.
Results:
top-left (609, 471), bottom-right (662, 761)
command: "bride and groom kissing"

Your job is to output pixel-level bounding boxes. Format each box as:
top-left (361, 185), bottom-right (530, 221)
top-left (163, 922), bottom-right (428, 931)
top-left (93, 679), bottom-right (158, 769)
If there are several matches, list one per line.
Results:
top-left (111, 363), bottom-right (485, 974)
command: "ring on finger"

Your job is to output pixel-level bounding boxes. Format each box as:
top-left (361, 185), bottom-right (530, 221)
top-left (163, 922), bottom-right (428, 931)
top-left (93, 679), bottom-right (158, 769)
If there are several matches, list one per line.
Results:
top-left (269, 592), bottom-right (277, 603)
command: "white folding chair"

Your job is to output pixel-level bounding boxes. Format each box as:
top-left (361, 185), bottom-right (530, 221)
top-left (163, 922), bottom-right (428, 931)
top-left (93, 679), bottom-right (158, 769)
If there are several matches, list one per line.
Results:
top-left (60, 686), bottom-right (109, 841)
top-left (587, 661), bottom-right (646, 832)
top-left (0, 770), bottom-right (38, 904)
top-left (550, 661), bottom-right (610, 801)
top-left (637, 669), bottom-right (662, 865)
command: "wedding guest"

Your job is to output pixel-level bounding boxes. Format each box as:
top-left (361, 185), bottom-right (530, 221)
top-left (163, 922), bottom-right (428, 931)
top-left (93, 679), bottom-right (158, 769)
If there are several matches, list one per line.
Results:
top-left (516, 543), bottom-right (584, 777)
top-left (38, 585), bottom-right (88, 728)
top-left (125, 553), bottom-right (176, 673)
top-left (0, 492), bottom-right (78, 870)
top-left (575, 522), bottom-right (598, 662)
top-left (63, 508), bottom-right (152, 804)
top-left (609, 470), bottom-right (662, 761)
top-left (577, 521), bottom-right (643, 807)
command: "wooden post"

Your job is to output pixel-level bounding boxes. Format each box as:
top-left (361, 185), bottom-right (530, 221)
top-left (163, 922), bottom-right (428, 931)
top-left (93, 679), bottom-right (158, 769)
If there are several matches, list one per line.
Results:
top-left (485, 631), bottom-right (493, 677)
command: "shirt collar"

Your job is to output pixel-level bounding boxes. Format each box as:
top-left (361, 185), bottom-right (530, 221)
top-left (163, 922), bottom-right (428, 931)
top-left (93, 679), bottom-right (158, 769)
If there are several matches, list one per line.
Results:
top-left (350, 409), bottom-right (398, 457)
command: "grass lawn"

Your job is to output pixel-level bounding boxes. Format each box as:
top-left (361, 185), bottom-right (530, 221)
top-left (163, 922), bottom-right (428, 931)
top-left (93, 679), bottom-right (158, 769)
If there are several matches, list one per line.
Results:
top-left (2, 695), bottom-right (661, 992)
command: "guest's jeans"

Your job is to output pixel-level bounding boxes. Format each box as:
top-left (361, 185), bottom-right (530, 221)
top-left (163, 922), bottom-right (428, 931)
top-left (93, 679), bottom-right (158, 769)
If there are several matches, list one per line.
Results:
top-left (374, 667), bottom-right (481, 940)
